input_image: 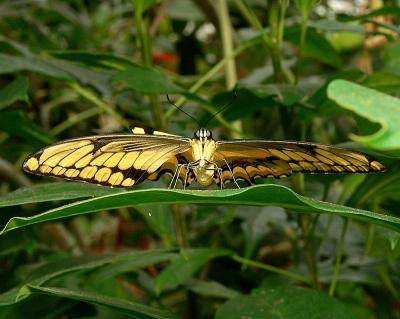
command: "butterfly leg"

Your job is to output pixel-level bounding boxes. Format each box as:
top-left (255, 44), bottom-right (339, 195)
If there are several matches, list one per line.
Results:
top-left (169, 164), bottom-right (183, 189)
top-left (183, 164), bottom-right (191, 190)
top-left (216, 167), bottom-right (224, 190)
top-left (220, 158), bottom-right (240, 189)
top-left (173, 164), bottom-right (186, 189)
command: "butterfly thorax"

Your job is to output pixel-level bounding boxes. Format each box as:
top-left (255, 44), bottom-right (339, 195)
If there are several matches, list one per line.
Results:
top-left (191, 129), bottom-right (217, 185)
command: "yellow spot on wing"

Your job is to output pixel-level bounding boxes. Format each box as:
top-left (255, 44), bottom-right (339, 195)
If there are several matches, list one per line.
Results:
top-left (282, 150), bottom-right (303, 161)
top-left (43, 150), bottom-right (74, 167)
top-left (315, 154), bottom-right (335, 165)
top-left (39, 165), bottom-right (52, 173)
top-left (51, 166), bottom-right (65, 175)
top-left (104, 152), bottom-right (125, 168)
top-left (119, 152), bottom-right (140, 170)
top-left (39, 140), bottom-right (91, 164)
top-left (315, 149), bottom-right (350, 166)
top-left (371, 161), bottom-right (384, 171)
top-left (75, 154), bottom-right (94, 168)
top-left (91, 153), bottom-right (113, 166)
top-left (95, 167), bottom-right (112, 182)
top-left (65, 169), bottom-right (79, 177)
top-left (59, 145), bottom-right (94, 167)
top-left (131, 127), bottom-right (145, 134)
top-left (121, 178), bottom-right (135, 187)
top-left (108, 172), bottom-right (124, 186)
top-left (268, 149), bottom-right (291, 161)
top-left (25, 157), bottom-right (39, 171)
top-left (80, 166), bottom-right (97, 179)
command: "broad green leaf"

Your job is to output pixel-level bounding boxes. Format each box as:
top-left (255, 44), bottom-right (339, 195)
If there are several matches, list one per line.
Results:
top-left (383, 42), bottom-right (400, 76)
top-left (0, 77), bottom-right (30, 110)
top-left (1, 185), bottom-right (399, 234)
top-left (216, 286), bottom-right (356, 319)
top-left (25, 285), bottom-right (178, 319)
top-left (50, 51), bottom-right (137, 70)
top-left (341, 6), bottom-right (400, 21)
top-left (0, 182), bottom-right (123, 208)
top-left (185, 279), bottom-right (240, 299)
top-left (154, 248), bottom-right (233, 293)
top-left (0, 249), bottom-right (176, 306)
top-left (327, 80), bottom-right (400, 151)
top-left (0, 53), bottom-right (111, 96)
top-left (0, 111), bottom-right (53, 144)
top-left (113, 65), bottom-right (185, 94)
top-left (285, 26), bottom-right (342, 67)
top-left (362, 72), bottom-right (400, 94)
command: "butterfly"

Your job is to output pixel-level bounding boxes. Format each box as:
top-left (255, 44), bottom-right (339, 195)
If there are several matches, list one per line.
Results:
top-left (23, 126), bottom-right (385, 188)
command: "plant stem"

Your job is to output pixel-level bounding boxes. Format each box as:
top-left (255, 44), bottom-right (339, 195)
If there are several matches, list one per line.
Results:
top-left (232, 255), bottom-right (311, 284)
top-left (132, 0), bottom-right (165, 129)
top-left (329, 218), bottom-right (349, 296)
top-left (268, 0), bottom-right (287, 83)
top-left (50, 107), bottom-right (101, 136)
top-left (70, 83), bottom-right (129, 127)
top-left (165, 38), bottom-right (261, 119)
top-left (295, 7), bottom-right (309, 82)
top-left (173, 205), bottom-right (189, 248)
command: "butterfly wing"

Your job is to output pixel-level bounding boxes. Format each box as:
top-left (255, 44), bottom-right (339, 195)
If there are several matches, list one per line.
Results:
top-left (23, 134), bottom-right (191, 187)
top-left (215, 140), bottom-right (385, 185)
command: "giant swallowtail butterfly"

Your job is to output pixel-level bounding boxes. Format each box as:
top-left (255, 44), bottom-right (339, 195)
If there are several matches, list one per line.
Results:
top-left (23, 126), bottom-right (384, 188)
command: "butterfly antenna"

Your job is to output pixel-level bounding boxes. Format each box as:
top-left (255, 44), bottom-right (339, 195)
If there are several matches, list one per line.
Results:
top-left (166, 94), bottom-right (201, 127)
top-left (204, 89), bottom-right (239, 127)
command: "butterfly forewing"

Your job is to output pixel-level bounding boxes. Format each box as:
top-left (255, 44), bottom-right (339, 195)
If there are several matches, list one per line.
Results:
top-left (23, 134), bottom-right (191, 187)
top-left (214, 140), bottom-right (385, 185)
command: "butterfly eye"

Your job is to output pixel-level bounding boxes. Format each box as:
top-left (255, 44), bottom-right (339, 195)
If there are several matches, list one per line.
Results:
top-left (206, 130), bottom-right (212, 138)
top-left (194, 130), bottom-right (201, 139)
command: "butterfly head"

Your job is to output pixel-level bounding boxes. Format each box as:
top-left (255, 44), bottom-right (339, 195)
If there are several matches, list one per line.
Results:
top-left (194, 128), bottom-right (212, 142)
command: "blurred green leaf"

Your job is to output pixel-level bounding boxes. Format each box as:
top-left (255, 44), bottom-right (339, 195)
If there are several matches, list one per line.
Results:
top-left (154, 248), bottom-right (233, 293)
top-left (185, 279), bottom-right (240, 299)
top-left (216, 286), bottom-right (356, 319)
top-left (341, 6), bottom-right (400, 21)
top-left (362, 72), bottom-right (400, 94)
top-left (383, 42), bottom-right (400, 76)
top-left (2, 184), bottom-right (399, 235)
top-left (113, 66), bottom-right (185, 94)
top-left (0, 77), bottom-right (29, 110)
top-left (49, 51), bottom-right (137, 70)
top-left (26, 285), bottom-right (178, 319)
top-left (285, 26), bottom-right (342, 67)
top-left (0, 249), bottom-right (175, 306)
top-left (0, 111), bottom-right (53, 144)
top-left (0, 182), bottom-right (123, 208)
top-left (327, 79), bottom-right (400, 151)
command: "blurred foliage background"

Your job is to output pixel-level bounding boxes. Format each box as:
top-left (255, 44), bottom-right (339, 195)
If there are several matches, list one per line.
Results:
top-left (0, 0), bottom-right (400, 318)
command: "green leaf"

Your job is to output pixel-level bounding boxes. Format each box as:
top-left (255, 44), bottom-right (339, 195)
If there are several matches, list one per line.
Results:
top-left (0, 182), bottom-right (124, 208)
top-left (285, 26), bottom-right (342, 67)
top-left (49, 51), bottom-right (137, 70)
top-left (340, 6), bottom-right (400, 21)
top-left (216, 286), bottom-right (356, 319)
top-left (26, 285), bottom-right (179, 319)
top-left (1, 185), bottom-right (399, 235)
top-left (113, 65), bottom-right (185, 94)
top-left (185, 279), bottom-right (240, 299)
top-left (383, 42), bottom-right (400, 76)
top-left (0, 249), bottom-right (176, 306)
top-left (0, 77), bottom-right (30, 110)
top-left (154, 248), bottom-right (233, 293)
top-left (327, 79), bottom-right (400, 151)
top-left (0, 111), bottom-right (54, 144)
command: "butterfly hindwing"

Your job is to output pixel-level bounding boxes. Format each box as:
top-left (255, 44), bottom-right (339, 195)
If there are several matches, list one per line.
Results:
top-left (214, 140), bottom-right (385, 185)
top-left (23, 134), bottom-right (191, 187)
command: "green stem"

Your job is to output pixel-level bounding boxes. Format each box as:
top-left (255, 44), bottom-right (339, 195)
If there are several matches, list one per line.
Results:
top-left (329, 218), bottom-right (349, 296)
top-left (70, 83), bottom-right (129, 127)
top-left (217, 0), bottom-right (237, 90)
top-left (268, 0), bottom-right (287, 83)
top-left (50, 107), bottom-right (101, 136)
top-left (233, 255), bottom-right (311, 284)
top-left (173, 205), bottom-right (189, 248)
top-left (295, 7), bottom-right (309, 82)
top-left (132, 0), bottom-right (165, 129)
top-left (165, 38), bottom-right (261, 119)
